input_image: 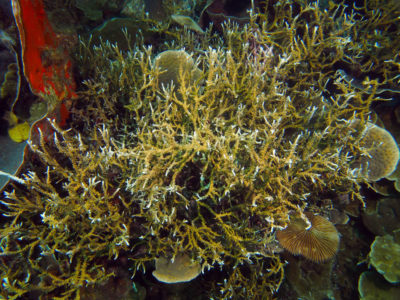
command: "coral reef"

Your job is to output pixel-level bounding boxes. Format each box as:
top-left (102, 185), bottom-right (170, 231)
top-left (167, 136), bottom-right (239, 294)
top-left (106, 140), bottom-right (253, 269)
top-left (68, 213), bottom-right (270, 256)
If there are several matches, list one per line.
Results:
top-left (276, 212), bottom-right (339, 262)
top-left (369, 235), bottom-right (400, 284)
top-left (152, 253), bottom-right (201, 283)
top-left (283, 256), bottom-right (335, 300)
top-left (387, 165), bottom-right (400, 192)
top-left (362, 197), bottom-right (400, 236)
top-left (1, 0), bottom-right (400, 299)
top-left (154, 49), bottom-right (202, 87)
top-left (75, 0), bottom-right (124, 22)
top-left (0, 63), bottom-right (18, 101)
top-left (358, 271), bottom-right (400, 300)
top-left (358, 123), bottom-right (400, 181)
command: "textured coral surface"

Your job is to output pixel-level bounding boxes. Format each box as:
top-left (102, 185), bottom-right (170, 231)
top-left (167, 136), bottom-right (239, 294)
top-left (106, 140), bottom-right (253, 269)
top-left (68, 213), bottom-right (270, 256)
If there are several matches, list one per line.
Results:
top-left (1, 0), bottom-right (400, 299)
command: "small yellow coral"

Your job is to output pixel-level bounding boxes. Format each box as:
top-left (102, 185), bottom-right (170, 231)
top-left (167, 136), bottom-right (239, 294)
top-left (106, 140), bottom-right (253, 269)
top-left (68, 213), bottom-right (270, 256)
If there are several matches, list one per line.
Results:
top-left (8, 121), bottom-right (30, 143)
top-left (152, 253), bottom-right (201, 283)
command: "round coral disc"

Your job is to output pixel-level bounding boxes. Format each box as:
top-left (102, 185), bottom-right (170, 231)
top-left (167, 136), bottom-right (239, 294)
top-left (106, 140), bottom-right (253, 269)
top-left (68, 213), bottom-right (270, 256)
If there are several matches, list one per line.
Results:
top-left (276, 212), bottom-right (339, 263)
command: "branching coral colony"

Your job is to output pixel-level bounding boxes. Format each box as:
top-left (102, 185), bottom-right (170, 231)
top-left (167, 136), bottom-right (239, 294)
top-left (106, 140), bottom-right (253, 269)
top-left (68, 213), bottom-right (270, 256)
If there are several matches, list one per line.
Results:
top-left (1, 0), bottom-right (400, 299)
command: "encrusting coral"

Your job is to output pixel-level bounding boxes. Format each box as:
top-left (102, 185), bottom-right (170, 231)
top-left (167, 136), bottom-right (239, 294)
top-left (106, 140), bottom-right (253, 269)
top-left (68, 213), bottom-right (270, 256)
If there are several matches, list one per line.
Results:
top-left (1, 0), bottom-right (400, 299)
top-left (276, 212), bottom-right (339, 263)
top-left (369, 235), bottom-right (400, 284)
top-left (358, 271), bottom-right (400, 300)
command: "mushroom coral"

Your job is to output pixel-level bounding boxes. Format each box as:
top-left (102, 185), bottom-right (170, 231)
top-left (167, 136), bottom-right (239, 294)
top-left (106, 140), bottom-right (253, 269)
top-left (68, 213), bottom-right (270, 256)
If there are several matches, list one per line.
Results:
top-left (276, 213), bottom-right (340, 263)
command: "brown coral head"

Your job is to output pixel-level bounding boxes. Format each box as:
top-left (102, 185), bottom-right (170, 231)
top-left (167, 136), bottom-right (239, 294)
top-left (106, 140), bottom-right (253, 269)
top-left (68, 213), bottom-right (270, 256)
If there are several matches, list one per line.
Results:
top-left (152, 253), bottom-right (201, 284)
top-left (276, 212), bottom-right (339, 263)
top-left (153, 50), bottom-right (202, 87)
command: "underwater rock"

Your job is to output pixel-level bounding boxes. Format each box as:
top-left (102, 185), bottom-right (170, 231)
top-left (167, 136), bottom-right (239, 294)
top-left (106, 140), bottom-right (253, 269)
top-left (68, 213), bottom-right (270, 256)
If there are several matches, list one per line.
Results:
top-left (327, 208), bottom-right (349, 225)
top-left (89, 17), bottom-right (142, 51)
top-left (0, 63), bottom-right (18, 101)
top-left (143, 0), bottom-right (166, 21)
top-left (0, 0), bottom-right (15, 29)
top-left (199, 0), bottom-right (259, 32)
top-left (362, 197), bottom-right (400, 236)
top-left (120, 0), bottom-right (145, 19)
top-left (386, 163), bottom-right (400, 192)
top-left (276, 212), bottom-right (339, 263)
top-left (80, 266), bottom-right (146, 300)
top-left (283, 255), bottom-right (335, 300)
top-left (76, 0), bottom-right (106, 21)
top-left (75, 0), bottom-right (124, 22)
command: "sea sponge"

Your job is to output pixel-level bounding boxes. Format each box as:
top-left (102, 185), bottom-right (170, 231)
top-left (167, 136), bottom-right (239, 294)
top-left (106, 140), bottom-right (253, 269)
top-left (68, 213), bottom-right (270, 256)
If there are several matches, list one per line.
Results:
top-left (360, 123), bottom-right (399, 181)
top-left (8, 122), bottom-right (30, 143)
top-left (369, 235), bottom-right (400, 284)
top-left (154, 50), bottom-right (202, 87)
top-left (276, 212), bottom-right (340, 263)
top-left (152, 253), bottom-right (201, 283)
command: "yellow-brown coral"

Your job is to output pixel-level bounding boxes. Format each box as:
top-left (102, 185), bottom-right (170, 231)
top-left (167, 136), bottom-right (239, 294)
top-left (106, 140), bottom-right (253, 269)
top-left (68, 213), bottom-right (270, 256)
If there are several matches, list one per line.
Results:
top-left (154, 50), bottom-right (202, 87)
top-left (360, 123), bottom-right (399, 181)
top-left (152, 253), bottom-right (201, 283)
top-left (276, 213), bottom-right (339, 263)
top-left (3, 0), bottom-right (400, 297)
top-left (369, 235), bottom-right (400, 283)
